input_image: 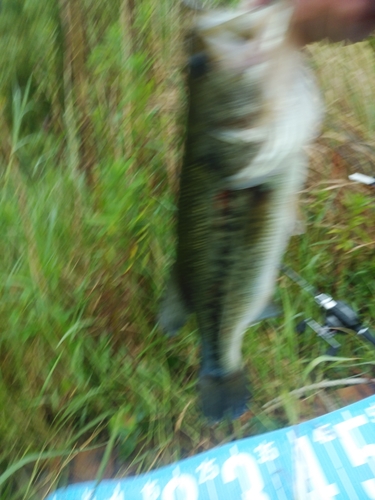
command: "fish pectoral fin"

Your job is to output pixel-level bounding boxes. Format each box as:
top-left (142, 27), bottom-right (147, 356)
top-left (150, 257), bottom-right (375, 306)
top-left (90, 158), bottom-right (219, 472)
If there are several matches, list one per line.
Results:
top-left (158, 268), bottom-right (190, 337)
top-left (199, 370), bottom-right (251, 422)
top-left (225, 169), bottom-right (276, 189)
top-left (210, 127), bottom-right (267, 145)
top-left (254, 301), bottom-right (281, 323)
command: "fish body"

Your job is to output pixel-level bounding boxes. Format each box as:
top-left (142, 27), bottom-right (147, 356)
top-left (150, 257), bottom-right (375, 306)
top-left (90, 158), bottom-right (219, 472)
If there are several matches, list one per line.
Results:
top-left (160, 0), bottom-right (322, 420)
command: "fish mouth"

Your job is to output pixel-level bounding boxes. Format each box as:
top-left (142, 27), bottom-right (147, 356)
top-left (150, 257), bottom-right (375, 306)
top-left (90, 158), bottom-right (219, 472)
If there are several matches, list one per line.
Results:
top-left (195, 1), bottom-right (293, 72)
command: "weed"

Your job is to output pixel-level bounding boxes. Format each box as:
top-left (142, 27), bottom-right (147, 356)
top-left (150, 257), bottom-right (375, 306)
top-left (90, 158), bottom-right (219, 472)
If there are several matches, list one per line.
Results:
top-left (0, 2), bottom-right (374, 499)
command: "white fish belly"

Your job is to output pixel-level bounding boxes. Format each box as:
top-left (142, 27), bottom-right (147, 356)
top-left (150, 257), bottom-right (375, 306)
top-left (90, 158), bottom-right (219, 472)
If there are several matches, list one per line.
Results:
top-left (220, 156), bottom-right (304, 372)
top-left (219, 66), bottom-right (322, 373)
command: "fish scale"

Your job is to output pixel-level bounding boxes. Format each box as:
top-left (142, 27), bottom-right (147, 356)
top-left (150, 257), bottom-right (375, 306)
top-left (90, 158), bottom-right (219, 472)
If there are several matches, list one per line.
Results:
top-left (217, 184), bottom-right (282, 370)
top-left (202, 190), bottom-right (246, 365)
top-left (159, 0), bottom-right (322, 421)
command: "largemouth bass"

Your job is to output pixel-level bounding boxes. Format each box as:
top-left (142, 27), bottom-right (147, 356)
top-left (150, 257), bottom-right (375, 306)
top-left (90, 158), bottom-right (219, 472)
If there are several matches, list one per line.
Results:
top-left (160, 0), bottom-right (321, 421)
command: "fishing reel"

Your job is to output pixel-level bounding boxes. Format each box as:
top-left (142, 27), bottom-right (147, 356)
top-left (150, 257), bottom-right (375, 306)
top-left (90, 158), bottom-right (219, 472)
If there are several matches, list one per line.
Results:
top-left (282, 265), bottom-right (375, 356)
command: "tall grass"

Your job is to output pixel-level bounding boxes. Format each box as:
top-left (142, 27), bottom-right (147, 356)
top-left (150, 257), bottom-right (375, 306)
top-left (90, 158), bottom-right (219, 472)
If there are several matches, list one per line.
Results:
top-left (0, 1), bottom-right (374, 498)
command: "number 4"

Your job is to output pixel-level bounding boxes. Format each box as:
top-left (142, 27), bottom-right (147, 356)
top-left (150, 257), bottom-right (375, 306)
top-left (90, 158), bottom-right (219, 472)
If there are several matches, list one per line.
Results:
top-left (288, 432), bottom-right (339, 499)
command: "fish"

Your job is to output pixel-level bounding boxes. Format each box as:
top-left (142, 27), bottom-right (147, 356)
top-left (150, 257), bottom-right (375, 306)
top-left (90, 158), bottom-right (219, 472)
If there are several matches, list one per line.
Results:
top-left (159, 0), bottom-right (322, 421)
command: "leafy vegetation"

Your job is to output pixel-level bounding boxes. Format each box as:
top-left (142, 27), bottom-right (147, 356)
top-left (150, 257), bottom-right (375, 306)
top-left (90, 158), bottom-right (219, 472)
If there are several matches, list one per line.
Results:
top-left (0, 1), bottom-right (374, 498)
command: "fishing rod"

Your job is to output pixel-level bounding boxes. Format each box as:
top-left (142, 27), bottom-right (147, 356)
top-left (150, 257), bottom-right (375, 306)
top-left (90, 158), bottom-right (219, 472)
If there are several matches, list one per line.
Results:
top-left (280, 171), bottom-right (375, 354)
top-left (281, 264), bottom-right (375, 356)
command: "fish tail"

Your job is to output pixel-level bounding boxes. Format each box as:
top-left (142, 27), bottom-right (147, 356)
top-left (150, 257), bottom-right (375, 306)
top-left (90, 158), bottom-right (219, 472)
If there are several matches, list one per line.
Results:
top-left (158, 268), bottom-right (189, 336)
top-left (199, 369), bottom-right (251, 422)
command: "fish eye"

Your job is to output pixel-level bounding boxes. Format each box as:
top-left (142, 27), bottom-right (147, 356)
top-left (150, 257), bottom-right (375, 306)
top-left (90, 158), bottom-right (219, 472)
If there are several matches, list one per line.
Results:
top-left (234, 29), bottom-right (256, 43)
top-left (239, 31), bottom-right (254, 41)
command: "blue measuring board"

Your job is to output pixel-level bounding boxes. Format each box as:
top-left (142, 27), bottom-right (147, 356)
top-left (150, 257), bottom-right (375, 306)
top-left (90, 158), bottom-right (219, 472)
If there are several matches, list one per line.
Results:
top-left (47, 395), bottom-right (375, 500)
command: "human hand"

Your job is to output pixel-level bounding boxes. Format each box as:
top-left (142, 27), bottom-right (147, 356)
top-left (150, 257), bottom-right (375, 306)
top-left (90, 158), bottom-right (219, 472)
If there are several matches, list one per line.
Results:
top-left (291, 0), bottom-right (375, 45)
